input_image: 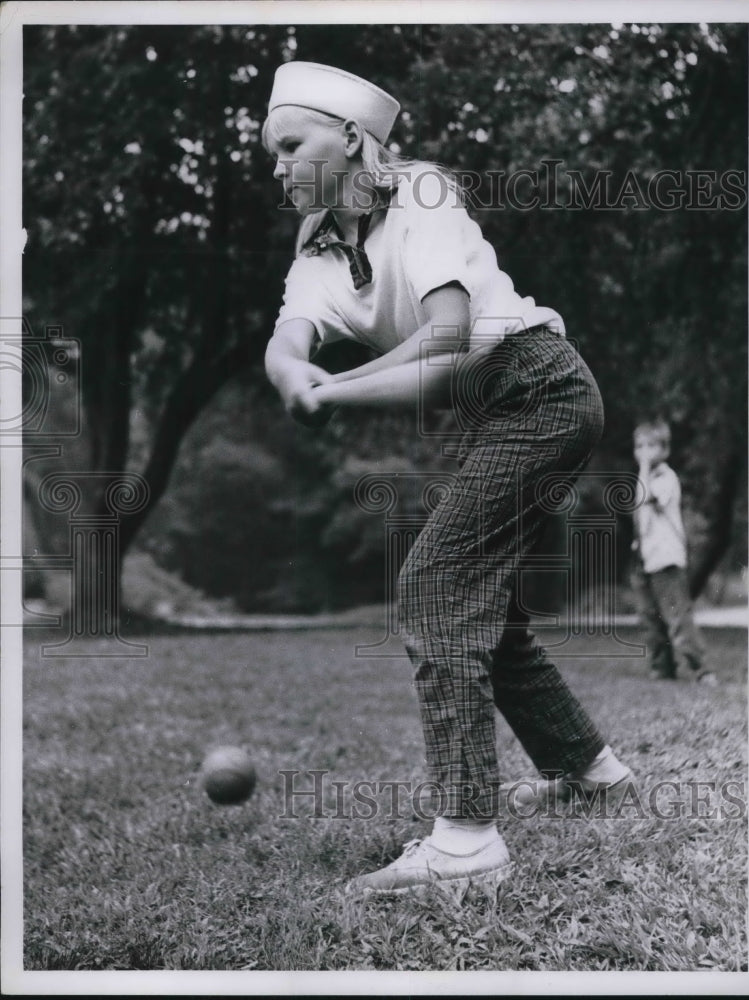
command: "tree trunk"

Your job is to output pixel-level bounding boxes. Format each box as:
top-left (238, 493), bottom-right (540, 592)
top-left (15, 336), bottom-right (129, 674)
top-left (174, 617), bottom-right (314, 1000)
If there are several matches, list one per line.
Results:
top-left (688, 433), bottom-right (745, 599)
top-left (117, 339), bottom-right (258, 554)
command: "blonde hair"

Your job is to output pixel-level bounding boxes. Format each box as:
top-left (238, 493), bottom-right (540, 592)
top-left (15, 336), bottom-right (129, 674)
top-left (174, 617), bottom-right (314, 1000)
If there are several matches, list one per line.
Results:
top-left (634, 418), bottom-right (671, 455)
top-left (262, 104), bottom-right (464, 254)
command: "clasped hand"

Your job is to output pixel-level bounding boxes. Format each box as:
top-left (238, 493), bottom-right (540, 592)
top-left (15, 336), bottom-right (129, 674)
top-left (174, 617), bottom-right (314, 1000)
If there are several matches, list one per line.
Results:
top-left (278, 361), bottom-right (336, 427)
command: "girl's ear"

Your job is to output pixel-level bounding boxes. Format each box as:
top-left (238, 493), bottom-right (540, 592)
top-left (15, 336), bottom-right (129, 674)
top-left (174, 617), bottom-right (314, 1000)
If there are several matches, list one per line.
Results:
top-left (342, 119), bottom-right (364, 159)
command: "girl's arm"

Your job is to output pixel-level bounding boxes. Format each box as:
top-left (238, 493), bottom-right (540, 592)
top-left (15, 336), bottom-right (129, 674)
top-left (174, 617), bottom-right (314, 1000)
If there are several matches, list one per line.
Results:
top-left (330, 283), bottom-right (470, 383)
top-left (311, 285), bottom-right (471, 412)
top-left (266, 284), bottom-right (470, 418)
top-left (313, 356), bottom-right (451, 409)
top-left (265, 319), bottom-right (335, 425)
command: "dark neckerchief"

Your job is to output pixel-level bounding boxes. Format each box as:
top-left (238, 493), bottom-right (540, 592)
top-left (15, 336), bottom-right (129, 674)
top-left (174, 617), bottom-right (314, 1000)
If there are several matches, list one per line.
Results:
top-left (300, 192), bottom-right (391, 290)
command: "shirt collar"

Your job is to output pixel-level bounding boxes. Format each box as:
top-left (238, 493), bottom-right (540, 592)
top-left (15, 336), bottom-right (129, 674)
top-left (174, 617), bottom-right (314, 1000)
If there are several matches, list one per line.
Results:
top-left (300, 193), bottom-right (391, 290)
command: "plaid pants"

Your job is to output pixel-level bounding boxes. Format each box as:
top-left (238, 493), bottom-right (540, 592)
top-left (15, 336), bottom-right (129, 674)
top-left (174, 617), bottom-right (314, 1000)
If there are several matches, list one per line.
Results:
top-left (398, 328), bottom-right (606, 818)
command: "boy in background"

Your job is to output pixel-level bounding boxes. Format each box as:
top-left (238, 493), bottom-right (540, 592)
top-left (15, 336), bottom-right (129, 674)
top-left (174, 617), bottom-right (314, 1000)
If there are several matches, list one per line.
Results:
top-left (632, 419), bottom-right (715, 684)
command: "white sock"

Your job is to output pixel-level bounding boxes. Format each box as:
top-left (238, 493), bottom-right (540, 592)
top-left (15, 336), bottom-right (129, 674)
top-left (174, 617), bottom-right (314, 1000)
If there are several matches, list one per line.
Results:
top-left (573, 745), bottom-right (630, 785)
top-left (429, 816), bottom-right (500, 854)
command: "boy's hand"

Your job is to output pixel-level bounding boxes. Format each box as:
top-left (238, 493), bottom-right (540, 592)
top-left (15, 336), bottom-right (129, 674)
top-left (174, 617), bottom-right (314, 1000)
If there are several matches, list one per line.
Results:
top-left (634, 440), bottom-right (661, 472)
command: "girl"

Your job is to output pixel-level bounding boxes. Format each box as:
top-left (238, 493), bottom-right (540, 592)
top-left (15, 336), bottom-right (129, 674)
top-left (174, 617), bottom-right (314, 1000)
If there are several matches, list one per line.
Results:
top-left (263, 61), bottom-right (633, 894)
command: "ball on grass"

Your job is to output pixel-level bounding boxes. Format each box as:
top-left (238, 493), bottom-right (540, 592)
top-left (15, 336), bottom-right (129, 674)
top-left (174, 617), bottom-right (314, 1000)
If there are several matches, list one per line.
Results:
top-left (201, 746), bottom-right (256, 805)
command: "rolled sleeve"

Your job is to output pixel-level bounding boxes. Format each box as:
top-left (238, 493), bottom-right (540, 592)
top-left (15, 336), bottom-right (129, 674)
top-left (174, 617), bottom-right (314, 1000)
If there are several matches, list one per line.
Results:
top-left (273, 255), bottom-right (345, 343)
top-left (401, 170), bottom-right (473, 302)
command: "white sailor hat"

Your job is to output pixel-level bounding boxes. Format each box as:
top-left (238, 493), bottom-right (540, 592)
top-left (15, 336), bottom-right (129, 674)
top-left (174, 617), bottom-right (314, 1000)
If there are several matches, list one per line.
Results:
top-left (267, 61), bottom-right (400, 144)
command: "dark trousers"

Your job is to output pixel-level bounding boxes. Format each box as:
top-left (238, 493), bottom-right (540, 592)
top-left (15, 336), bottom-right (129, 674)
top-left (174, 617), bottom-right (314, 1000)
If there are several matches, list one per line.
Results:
top-left (398, 329), bottom-right (606, 819)
top-left (632, 564), bottom-right (705, 677)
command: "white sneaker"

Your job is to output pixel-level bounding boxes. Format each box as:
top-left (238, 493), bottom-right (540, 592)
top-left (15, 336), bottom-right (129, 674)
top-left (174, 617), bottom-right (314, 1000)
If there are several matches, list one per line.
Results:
top-left (346, 834), bottom-right (512, 895)
top-left (504, 769), bottom-right (636, 813)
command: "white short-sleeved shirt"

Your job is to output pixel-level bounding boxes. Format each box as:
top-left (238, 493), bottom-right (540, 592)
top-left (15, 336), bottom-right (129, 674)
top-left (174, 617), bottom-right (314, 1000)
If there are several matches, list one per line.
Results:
top-left (634, 463), bottom-right (688, 573)
top-left (273, 166), bottom-right (565, 354)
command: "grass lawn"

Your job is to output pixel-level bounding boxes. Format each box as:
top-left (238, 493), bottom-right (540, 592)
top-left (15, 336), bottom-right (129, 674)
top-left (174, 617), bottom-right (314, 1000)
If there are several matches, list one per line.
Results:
top-left (21, 623), bottom-right (748, 973)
